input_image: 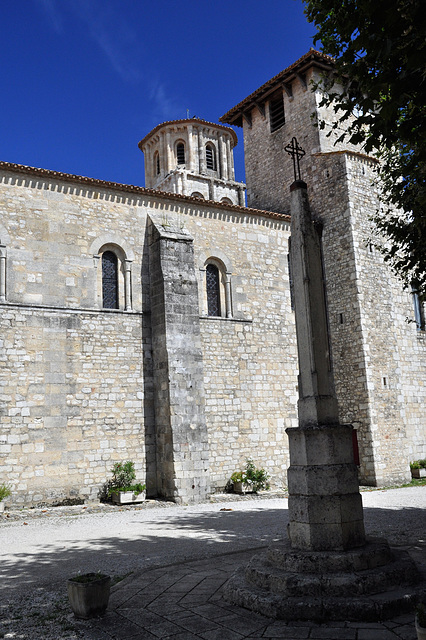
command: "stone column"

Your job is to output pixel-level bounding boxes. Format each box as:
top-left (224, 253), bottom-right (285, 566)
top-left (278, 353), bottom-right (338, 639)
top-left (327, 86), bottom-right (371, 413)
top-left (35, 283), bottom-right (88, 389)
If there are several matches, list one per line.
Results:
top-left (124, 259), bottom-right (132, 311)
top-left (198, 129), bottom-right (206, 174)
top-left (224, 272), bottom-right (232, 318)
top-left (148, 215), bottom-right (210, 505)
top-left (166, 130), bottom-right (172, 173)
top-left (187, 124), bottom-right (194, 172)
top-left (0, 246), bottom-right (6, 302)
top-left (219, 135), bottom-right (228, 180)
top-left (238, 186), bottom-right (245, 206)
top-left (161, 131), bottom-right (166, 176)
top-left (287, 180), bottom-right (365, 551)
top-left (226, 138), bottom-right (234, 180)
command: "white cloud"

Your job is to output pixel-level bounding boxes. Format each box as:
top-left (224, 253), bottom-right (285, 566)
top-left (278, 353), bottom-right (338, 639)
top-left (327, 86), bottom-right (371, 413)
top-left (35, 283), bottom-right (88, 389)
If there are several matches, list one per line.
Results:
top-left (33, 0), bottom-right (63, 33)
top-left (35, 0), bottom-right (144, 84)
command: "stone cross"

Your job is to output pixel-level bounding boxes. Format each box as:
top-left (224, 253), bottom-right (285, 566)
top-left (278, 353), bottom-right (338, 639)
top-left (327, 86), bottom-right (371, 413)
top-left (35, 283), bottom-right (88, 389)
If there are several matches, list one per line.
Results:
top-left (287, 179), bottom-right (365, 551)
top-left (285, 137), bottom-right (306, 182)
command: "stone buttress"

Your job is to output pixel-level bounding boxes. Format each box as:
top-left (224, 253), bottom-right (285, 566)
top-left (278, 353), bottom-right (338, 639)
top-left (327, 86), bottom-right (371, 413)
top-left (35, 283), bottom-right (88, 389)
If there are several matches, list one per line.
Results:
top-left (148, 215), bottom-right (210, 504)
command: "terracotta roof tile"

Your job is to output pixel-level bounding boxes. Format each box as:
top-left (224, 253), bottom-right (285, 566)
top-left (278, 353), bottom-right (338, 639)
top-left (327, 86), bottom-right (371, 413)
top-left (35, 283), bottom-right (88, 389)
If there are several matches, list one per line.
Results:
top-left (0, 161), bottom-right (290, 222)
top-left (138, 117), bottom-right (238, 149)
top-left (220, 49), bottom-right (334, 126)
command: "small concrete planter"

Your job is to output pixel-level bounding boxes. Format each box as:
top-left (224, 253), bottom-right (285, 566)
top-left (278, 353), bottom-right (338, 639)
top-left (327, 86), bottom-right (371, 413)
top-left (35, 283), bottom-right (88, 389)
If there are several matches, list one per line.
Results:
top-left (411, 468), bottom-right (426, 479)
top-left (233, 482), bottom-right (245, 494)
top-left (111, 490), bottom-right (146, 505)
top-left (416, 616), bottom-right (426, 640)
top-left (67, 573), bottom-right (111, 619)
top-left (0, 501), bottom-right (5, 513)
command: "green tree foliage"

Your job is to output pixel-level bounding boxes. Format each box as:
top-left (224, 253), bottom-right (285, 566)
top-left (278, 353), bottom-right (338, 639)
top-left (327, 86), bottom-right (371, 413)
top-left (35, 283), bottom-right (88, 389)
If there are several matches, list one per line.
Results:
top-left (304, 0), bottom-right (426, 298)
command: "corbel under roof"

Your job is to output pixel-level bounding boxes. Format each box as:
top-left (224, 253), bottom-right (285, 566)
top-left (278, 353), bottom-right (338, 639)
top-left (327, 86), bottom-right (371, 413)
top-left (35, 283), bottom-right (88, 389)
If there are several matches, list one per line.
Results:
top-left (220, 49), bottom-right (334, 128)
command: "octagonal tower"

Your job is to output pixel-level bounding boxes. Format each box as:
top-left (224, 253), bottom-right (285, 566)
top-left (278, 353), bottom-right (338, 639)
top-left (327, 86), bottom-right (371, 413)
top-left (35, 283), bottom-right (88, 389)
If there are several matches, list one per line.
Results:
top-left (139, 118), bottom-right (246, 206)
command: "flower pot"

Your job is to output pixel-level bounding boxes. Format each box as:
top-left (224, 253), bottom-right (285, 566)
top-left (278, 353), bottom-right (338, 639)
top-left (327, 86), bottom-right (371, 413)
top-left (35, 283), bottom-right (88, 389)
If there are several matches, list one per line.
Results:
top-left (411, 468), bottom-right (426, 479)
top-left (67, 573), bottom-right (111, 619)
top-left (416, 616), bottom-right (426, 640)
top-left (111, 490), bottom-right (146, 505)
top-left (233, 482), bottom-right (244, 494)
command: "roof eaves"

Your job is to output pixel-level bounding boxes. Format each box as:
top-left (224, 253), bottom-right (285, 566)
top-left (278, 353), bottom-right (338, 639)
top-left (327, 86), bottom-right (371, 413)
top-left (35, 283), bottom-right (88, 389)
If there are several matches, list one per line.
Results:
top-left (0, 161), bottom-right (290, 222)
top-left (138, 117), bottom-right (239, 149)
top-left (220, 49), bottom-right (335, 126)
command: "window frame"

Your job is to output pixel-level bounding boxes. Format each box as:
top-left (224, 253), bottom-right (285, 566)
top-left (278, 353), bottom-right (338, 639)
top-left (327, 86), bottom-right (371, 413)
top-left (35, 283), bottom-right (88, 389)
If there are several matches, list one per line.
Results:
top-left (205, 143), bottom-right (217, 171)
top-left (206, 263), bottom-right (221, 317)
top-left (154, 151), bottom-right (160, 176)
top-left (102, 250), bottom-right (119, 309)
top-left (176, 141), bottom-right (185, 166)
top-left (269, 93), bottom-right (285, 132)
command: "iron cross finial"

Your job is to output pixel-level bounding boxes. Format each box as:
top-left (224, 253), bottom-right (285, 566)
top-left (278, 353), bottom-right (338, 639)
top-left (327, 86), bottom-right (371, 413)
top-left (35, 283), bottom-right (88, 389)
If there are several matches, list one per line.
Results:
top-left (285, 137), bottom-right (306, 182)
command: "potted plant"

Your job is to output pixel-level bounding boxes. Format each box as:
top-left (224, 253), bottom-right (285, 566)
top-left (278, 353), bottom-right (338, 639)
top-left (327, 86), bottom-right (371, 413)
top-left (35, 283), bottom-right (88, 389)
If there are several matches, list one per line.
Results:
top-left (0, 483), bottom-right (11, 512)
top-left (244, 458), bottom-right (270, 492)
top-left (410, 460), bottom-right (426, 479)
top-left (230, 459), bottom-right (270, 494)
top-left (67, 572), bottom-right (111, 619)
top-left (230, 471), bottom-right (246, 494)
top-left (416, 603), bottom-right (426, 640)
top-left (107, 461), bottom-right (146, 505)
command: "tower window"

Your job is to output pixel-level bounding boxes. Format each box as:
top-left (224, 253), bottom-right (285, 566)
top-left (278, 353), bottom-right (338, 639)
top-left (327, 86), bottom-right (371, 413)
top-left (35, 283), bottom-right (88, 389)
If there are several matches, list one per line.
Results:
top-left (102, 251), bottom-right (119, 309)
top-left (154, 151), bottom-right (160, 175)
top-left (176, 142), bottom-right (185, 165)
top-left (270, 94), bottom-right (285, 132)
top-left (206, 144), bottom-right (217, 171)
top-left (206, 263), bottom-right (221, 316)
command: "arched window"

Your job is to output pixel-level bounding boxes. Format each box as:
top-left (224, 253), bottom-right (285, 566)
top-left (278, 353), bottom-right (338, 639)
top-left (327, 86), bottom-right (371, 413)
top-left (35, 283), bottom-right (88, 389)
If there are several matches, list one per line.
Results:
top-left (154, 151), bottom-right (160, 176)
top-left (206, 263), bottom-right (221, 316)
top-left (176, 142), bottom-right (185, 165)
top-left (220, 197), bottom-right (233, 205)
top-left (191, 192), bottom-right (204, 199)
top-left (102, 251), bottom-right (119, 309)
top-left (206, 144), bottom-right (216, 171)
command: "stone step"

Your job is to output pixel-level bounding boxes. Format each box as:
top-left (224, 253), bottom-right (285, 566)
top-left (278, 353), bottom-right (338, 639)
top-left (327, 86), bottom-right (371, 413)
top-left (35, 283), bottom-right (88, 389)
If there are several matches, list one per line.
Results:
top-left (267, 537), bottom-right (394, 572)
top-left (244, 549), bottom-right (420, 598)
top-left (223, 565), bottom-right (425, 622)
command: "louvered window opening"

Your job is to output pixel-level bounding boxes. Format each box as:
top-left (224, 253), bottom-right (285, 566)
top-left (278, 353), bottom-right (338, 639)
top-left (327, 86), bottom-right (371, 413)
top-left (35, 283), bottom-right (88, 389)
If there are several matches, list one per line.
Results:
top-left (206, 145), bottom-right (216, 171)
top-left (176, 143), bottom-right (185, 165)
top-left (102, 251), bottom-right (119, 309)
top-left (270, 95), bottom-right (285, 132)
top-left (206, 264), bottom-right (221, 316)
top-left (155, 153), bottom-right (160, 175)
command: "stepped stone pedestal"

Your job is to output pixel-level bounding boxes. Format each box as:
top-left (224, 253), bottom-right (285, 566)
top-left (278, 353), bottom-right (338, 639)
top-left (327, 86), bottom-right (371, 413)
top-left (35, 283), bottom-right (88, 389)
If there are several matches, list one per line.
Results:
top-left (223, 178), bottom-right (426, 621)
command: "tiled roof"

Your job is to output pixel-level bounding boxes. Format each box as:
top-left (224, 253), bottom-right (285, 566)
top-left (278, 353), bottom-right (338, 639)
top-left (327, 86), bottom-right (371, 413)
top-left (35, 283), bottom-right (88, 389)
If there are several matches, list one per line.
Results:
top-left (0, 161), bottom-right (290, 222)
top-left (220, 49), bottom-right (334, 126)
top-left (138, 117), bottom-right (239, 149)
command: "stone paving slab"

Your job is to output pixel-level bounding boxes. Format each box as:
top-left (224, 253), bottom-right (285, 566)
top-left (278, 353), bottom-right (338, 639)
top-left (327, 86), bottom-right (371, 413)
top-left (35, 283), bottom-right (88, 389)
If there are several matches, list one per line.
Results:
top-left (73, 549), bottom-right (420, 639)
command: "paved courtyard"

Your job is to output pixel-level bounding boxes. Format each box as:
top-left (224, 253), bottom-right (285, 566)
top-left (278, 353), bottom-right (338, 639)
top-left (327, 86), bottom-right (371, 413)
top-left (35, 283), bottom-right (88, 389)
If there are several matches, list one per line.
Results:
top-left (1, 486), bottom-right (425, 639)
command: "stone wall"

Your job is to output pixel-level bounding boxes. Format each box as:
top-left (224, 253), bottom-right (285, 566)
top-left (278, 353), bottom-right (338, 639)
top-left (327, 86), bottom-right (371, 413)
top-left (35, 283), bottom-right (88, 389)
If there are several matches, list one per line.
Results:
top-left (0, 305), bottom-right (148, 505)
top-left (240, 68), bottom-right (425, 485)
top-left (0, 165), bottom-right (298, 505)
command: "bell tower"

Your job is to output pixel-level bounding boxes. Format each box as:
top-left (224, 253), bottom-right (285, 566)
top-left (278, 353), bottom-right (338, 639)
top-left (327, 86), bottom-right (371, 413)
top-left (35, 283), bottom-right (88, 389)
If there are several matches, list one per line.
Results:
top-left (139, 117), bottom-right (246, 206)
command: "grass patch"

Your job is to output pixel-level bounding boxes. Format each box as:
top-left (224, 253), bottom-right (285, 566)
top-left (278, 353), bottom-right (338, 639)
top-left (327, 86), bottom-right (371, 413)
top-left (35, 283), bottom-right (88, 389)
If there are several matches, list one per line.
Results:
top-left (361, 477), bottom-right (426, 491)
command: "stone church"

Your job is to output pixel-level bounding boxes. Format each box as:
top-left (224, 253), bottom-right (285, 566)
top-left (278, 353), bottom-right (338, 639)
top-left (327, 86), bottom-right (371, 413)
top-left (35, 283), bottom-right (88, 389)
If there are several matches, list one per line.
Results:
top-left (0, 50), bottom-right (424, 507)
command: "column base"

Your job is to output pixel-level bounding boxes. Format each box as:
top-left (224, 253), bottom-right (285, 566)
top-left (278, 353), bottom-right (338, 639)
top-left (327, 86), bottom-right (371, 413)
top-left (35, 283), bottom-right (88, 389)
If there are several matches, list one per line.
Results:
top-left (223, 538), bottom-right (426, 621)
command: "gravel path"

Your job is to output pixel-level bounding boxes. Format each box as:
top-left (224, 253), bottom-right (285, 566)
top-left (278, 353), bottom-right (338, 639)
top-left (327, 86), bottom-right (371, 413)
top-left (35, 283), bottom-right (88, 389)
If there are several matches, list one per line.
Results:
top-left (1, 486), bottom-right (425, 639)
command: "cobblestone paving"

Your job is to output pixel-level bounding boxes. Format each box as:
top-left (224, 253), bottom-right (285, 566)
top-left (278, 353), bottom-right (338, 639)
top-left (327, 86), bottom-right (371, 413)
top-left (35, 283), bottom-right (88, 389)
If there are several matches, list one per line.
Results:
top-left (77, 549), bottom-right (419, 639)
top-left (1, 489), bottom-right (424, 639)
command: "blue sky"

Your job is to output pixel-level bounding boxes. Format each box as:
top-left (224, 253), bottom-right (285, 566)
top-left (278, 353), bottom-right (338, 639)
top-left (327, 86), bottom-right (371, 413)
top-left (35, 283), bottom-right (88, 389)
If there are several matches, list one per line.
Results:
top-left (2, 1), bottom-right (317, 187)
